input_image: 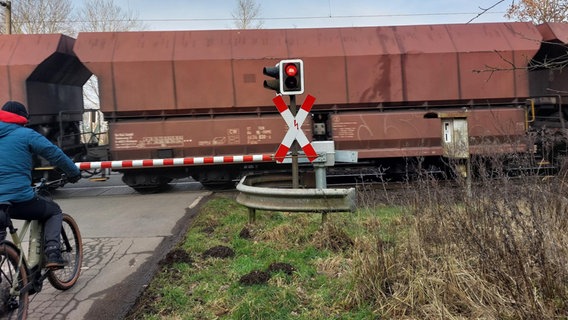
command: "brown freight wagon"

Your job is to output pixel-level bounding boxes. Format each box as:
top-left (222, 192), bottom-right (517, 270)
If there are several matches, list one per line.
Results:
top-left (71, 22), bottom-right (567, 191)
top-left (0, 23), bottom-right (568, 189)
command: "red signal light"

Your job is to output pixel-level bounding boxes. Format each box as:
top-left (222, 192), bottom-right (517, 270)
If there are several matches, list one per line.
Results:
top-left (277, 59), bottom-right (304, 95)
top-left (284, 64), bottom-right (298, 77)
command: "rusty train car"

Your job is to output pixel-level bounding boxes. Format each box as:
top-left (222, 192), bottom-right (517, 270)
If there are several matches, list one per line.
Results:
top-left (0, 34), bottom-right (91, 181)
top-left (2, 22), bottom-right (568, 191)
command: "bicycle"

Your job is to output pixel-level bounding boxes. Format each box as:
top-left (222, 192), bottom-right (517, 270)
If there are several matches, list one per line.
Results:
top-left (0, 176), bottom-right (83, 319)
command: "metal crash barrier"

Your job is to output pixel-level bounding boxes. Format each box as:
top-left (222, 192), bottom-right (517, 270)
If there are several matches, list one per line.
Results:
top-left (236, 174), bottom-right (356, 223)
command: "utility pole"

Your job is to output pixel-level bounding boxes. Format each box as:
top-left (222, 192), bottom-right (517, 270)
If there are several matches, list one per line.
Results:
top-left (0, 1), bottom-right (11, 35)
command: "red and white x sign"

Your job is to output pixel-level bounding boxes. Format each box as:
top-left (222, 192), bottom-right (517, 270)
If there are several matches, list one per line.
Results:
top-left (273, 94), bottom-right (318, 163)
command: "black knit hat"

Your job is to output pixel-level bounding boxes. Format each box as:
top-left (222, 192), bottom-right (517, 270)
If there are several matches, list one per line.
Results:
top-left (2, 101), bottom-right (29, 119)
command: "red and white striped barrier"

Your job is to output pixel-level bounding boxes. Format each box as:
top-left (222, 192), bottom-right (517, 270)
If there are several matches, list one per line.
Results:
top-left (75, 154), bottom-right (274, 170)
top-left (273, 94), bottom-right (318, 163)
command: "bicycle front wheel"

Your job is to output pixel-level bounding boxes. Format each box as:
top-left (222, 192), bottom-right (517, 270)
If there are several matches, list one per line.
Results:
top-left (0, 243), bottom-right (29, 319)
top-left (47, 214), bottom-right (83, 290)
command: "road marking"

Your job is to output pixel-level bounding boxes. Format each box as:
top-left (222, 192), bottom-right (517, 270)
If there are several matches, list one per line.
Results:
top-left (188, 195), bottom-right (208, 209)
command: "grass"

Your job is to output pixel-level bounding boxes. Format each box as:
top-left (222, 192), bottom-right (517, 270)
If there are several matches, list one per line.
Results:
top-left (127, 156), bottom-right (568, 319)
top-left (126, 194), bottom-right (407, 320)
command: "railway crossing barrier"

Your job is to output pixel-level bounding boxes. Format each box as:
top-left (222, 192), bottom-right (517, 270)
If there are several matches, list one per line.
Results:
top-left (74, 154), bottom-right (274, 170)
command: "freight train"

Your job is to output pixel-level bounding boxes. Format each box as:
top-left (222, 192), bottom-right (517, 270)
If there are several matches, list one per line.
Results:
top-left (1, 22), bottom-right (568, 192)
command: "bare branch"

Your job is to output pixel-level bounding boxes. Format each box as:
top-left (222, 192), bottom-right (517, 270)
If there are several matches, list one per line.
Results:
top-left (467, 0), bottom-right (507, 23)
top-left (10, 0), bottom-right (74, 34)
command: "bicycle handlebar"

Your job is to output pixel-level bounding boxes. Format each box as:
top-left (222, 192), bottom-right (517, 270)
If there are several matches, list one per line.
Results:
top-left (33, 174), bottom-right (67, 192)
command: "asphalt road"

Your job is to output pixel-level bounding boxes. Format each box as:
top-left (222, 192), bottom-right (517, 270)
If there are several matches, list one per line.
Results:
top-left (22, 174), bottom-right (212, 319)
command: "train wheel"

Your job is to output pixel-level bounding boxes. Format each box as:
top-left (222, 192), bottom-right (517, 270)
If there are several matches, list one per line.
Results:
top-left (199, 180), bottom-right (237, 190)
top-left (192, 169), bottom-right (239, 190)
top-left (131, 184), bottom-right (172, 194)
top-left (122, 173), bottom-right (173, 194)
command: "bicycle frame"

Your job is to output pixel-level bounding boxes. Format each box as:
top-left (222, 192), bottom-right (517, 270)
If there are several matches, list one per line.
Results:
top-left (7, 218), bottom-right (48, 298)
top-left (10, 219), bottom-right (43, 271)
top-left (9, 177), bottom-right (64, 274)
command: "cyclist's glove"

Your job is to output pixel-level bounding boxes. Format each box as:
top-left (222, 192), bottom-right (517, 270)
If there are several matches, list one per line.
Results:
top-left (68, 174), bottom-right (81, 183)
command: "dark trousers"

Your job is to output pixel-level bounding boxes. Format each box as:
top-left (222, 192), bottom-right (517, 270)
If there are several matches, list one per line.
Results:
top-left (9, 196), bottom-right (62, 250)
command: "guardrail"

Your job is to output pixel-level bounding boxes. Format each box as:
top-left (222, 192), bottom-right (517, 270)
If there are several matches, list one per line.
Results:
top-left (236, 174), bottom-right (356, 223)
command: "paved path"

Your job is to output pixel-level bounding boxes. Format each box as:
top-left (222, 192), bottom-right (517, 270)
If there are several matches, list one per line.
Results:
top-left (23, 178), bottom-right (211, 319)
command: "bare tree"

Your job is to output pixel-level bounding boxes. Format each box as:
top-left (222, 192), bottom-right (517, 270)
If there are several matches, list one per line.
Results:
top-left (232, 0), bottom-right (263, 29)
top-left (75, 0), bottom-right (146, 33)
top-left (9, 0), bottom-right (74, 34)
top-left (2, 0), bottom-right (145, 35)
top-left (506, 0), bottom-right (568, 23)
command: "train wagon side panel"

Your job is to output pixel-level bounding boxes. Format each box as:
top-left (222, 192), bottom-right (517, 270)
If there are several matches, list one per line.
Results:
top-left (106, 106), bottom-right (527, 162)
top-left (75, 22), bottom-right (541, 119)
top-left (108, 115), bottom-right (292, 160)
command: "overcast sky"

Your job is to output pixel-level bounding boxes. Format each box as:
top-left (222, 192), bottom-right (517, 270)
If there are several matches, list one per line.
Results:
top-left (109, 0), bottom-right (513, 31)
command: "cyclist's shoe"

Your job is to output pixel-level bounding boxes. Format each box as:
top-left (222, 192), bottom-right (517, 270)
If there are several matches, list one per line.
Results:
top-left (45, 248), bottom-right (68, 269)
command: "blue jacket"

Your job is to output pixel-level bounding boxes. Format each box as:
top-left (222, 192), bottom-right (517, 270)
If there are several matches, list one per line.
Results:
top-left (0, 110), bottom-right (80, 203)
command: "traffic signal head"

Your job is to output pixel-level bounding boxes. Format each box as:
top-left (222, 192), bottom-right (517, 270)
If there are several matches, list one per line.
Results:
top-left (279, 59), bottom-right (304, 95)
top-left (262, 64), bottom-right (280, 92)
top-left (262, 59), bottom-right (304, 95)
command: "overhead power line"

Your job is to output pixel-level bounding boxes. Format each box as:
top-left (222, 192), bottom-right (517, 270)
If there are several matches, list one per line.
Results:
top-left (56, 11), bottom-right (506, 25)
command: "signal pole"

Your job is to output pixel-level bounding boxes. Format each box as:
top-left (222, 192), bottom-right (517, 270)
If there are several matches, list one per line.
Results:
top-left (289, 95), bottom-right (299, 189)
top-left (0, 1), bottom-right (11, 35)
top-left (262, 59), bottom-right (307, 189)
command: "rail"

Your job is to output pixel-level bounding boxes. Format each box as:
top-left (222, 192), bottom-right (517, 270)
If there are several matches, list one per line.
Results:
top-left (236, 174), bottom-right (356, 223)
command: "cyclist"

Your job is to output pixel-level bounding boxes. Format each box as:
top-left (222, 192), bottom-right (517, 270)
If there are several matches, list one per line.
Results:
top-left (0, 101), bottom-right (81, 268)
